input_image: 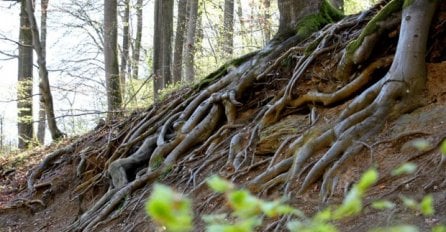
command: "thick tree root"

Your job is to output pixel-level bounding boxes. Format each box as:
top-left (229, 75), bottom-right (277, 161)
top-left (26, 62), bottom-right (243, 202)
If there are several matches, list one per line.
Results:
top-left (23, 1), bottom-right (440, 231)
top-left (286, 0), bottom-right (436, 198)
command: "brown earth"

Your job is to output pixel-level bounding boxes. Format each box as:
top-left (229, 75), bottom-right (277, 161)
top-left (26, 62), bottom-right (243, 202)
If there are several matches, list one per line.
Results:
top-left (1, 7), bottom-right (446, 232)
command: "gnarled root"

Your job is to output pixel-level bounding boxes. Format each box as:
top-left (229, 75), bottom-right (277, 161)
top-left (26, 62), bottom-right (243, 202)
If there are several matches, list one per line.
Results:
top-left (286, 0), bottom-right (436, 198)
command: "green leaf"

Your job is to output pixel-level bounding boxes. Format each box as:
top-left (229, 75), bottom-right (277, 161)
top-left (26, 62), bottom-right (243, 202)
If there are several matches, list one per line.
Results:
top-left (206, 217), bottom-right (261, 232)
top-left (287, 220), bottom-right (338, 232)
top-left (432, 225), bottom-right (446, 232)
top-left (206, 175), bottom-right (234, 193)
top-left (369, 225), bottom-right (419, 232)
top-left (314, 208), bottom-right (332, 222)
top-left (411, 139), bottom-right (431, 151)
top-left (420, 195), bottom-right (434, 216)
top-left (334, 197), bottom-right (362, 219)
top-left (357, 168), bottom-right (379, 192)
top-left (334, 187), bottom-right (362, 219)
top-left (259, 200), bottom-right (299, 217)
top-left (400, 195), bottom-right (418, 210)
top-left (202, 214), bottom-right (228, 224)
top-left (227, 190), bottom-right (261, 218)
top-left (391, 163), bottom-right (417, 176)
top-left (371, 200), bottom-right (396, 210)
top-left (145, 184), bottom-right (192, 232)
top-left (440, 140), bottom-right (446, 156)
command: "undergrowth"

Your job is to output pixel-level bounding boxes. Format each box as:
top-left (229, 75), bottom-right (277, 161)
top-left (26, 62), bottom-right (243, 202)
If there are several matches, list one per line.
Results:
top-left (146, 139), bottom-right (446, 232)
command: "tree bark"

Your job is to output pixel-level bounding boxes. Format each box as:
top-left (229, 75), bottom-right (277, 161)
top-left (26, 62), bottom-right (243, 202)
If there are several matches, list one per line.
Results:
top-left (104, 0), bottom-right (122, 120)
top-left (153, 0), bottom-right (163, 98)
top-left (330, 0), bottom-right (343, 11)
top-left (222, 0), bottom-right (234, 56)
top-left (172, 0), bottom-right (188, 83)
top-left (184, 0), bottom-right (198, 82)
top-left (37, 0), bottom-right (49, 145)
top-left (120, 0), bottom-right (130, 95)
top-left (17, 0), bottom-right (34, 149)
top-left (25, 0), bottom-right (64, 141)
top-left (277, 0), bottom-right (322, 37)
top-left (262, 0), bottom-right (272, 44)
top-left (132, 0), bottom-right (143, 80)
top-left (161, 0), bottom-right (174, 86)
top-left (153, 0), bottom-right (174, 98)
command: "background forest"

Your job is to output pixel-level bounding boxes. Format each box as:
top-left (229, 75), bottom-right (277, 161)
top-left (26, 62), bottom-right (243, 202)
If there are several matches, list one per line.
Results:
top-left (0, 0), bottom-right (445, 231)
top-left (0, 0), bottom-right (376, 152)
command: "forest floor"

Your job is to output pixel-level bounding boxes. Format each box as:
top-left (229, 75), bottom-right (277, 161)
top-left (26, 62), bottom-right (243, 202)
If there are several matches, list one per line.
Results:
top-left (0, 60), bottom-right (445, 232)
top-left (1, 5), bottom-right (446, 231)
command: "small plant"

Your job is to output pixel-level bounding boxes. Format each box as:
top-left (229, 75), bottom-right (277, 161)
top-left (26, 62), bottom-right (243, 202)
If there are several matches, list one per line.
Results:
top-left (440, 139), bottom-right (446, 156)
top-left (145, 184), bottom-right (192, 232)
top-left (146, 166), bottom-right (442, 231)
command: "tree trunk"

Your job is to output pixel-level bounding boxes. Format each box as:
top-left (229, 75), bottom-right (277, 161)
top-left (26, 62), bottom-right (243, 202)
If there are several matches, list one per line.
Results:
top-left (153, 0), bottom-right (174, 97)
top-left (222, 0), bottom-right (234, 56)
top-left (37, 0), bottom-right (49, 145)
top-left (25, 0), bottom-right (64, 141)
top-left (17, 0), bottom-right (34, 149)
top-left (172, 0), bottom-right (188, 83)
top-left (153, 0), bottom-right (163, 98)
top-left (262, 0), bottom-right (272, 44)
top-left (132, 0), bottom-right (143, 80)
top-left (277, 0), bottom-right (322, 37)
top-left (330, 0), bottom-right (343, 11)
top-left (120, 0), bottom-right (130, 96)
top-left (104, 0), bottom-right (122, 120)
top-left (184, 0), bottom-right (198, 82)
top-left (161, 0), bottom-right (174, 86)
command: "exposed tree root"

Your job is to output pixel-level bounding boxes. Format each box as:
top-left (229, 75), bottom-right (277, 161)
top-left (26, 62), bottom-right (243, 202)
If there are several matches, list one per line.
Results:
top-left (21, 1), bottom-right (442, 230)
top-left (286, 0), bottom-right (437, 198)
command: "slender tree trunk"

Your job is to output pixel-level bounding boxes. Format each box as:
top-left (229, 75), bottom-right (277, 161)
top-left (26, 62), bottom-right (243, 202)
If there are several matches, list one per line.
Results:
top-left (184, 0), bottom-right (198, 82)
top-left (37, 0), bottom-right (49, 145)
top-left (195, 2), bottom-right (203, 55)
top-left (162, 0), bottom-right (174, 86)
top-left (120, 0), bottom-right (130, 96)
top-left (132, 0), bottom-right (143, 80)
top-left (153, 0), bottom-right (163, 98)
top-left (25, 0), bottom-right (64, 141)
top-left (17, 0), bottom-right (34, 149)
top-left (262, 0), bottom-right (272, 44)
top-left (222, 0), bottom-right (234, 56)
top-left (172, 0), bottom-right (188, 83)
top-left (104, 0), bottom-right (122, 120)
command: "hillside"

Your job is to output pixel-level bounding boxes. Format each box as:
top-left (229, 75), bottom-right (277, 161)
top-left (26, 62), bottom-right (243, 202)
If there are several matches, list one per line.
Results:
top-left (1, 1), bottom-right (446, 231)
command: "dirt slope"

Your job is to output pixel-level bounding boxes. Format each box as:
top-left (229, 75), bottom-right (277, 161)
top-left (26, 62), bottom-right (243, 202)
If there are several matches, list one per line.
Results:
top-left (1, 4), bottom-right (446, 232)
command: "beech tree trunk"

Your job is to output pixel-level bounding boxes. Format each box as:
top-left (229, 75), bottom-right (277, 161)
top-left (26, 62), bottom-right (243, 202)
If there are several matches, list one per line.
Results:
top-left (132, 0), bottom-right (143, 80)
top-left (17, 0), bottom-right (34, 149)
top-left (25, 0), bottom-right (64, 141)
top-left (153, 0), bottom-right (174, 98)
top-left (37, 0), bottom-right (49, 145)
top-left (162, 0), bottom-right (174, 86)
top-left (172, 0), bottom-right (188, 83)
top-left (262, 0), bottom-right (272, 44)
top-left (277, 0), bottom-right (322, 37)
top-left (330, 0), bottom-right (343, 11)
top-left (184, 0), bottom-right (198, 82)
top-left (119, 0), bottom-right (130, 94)
top-left (104, 0), bottom-right (122, 119)
top-left (222, 0), bottom-right (234, 56)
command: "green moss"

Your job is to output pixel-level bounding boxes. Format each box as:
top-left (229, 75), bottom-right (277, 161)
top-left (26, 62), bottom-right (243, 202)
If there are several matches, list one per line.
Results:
top-left (345, 0), bottom-right (403, 56)
top-left (403, 0), bottom-right (414, 8)
top-left (193, 51), bottom-right (258, 91)
top-left (304, 36), bottom-right (324, 55)
top-left (296, 0), bottom-right (344, 38)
